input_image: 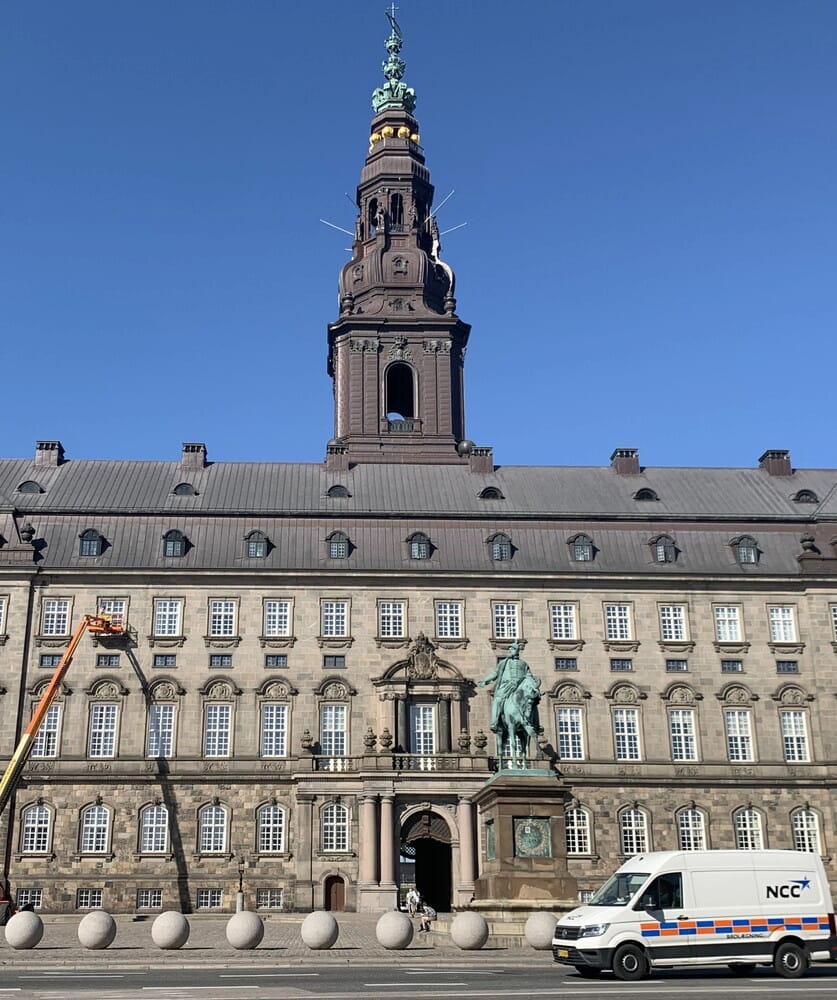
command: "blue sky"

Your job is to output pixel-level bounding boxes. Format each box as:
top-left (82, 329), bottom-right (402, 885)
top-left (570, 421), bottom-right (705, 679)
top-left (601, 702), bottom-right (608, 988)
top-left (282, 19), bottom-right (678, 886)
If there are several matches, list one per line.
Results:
top-left (3, 1), bottom-right (835, 469)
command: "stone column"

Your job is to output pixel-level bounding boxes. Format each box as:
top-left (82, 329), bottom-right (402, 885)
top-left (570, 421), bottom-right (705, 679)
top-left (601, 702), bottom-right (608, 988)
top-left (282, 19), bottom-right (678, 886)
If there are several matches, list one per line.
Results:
top-left (438, 696), bottom-right (451, 752)
top-left (296, 793), bottom-right (316, 911)
top-left (379, 795), bottom-right (396, 888)
top-left (396, 697), bottom-right (408, 751)
top-left (457, 796), bottom-right (476, 887)
top-left (359, 796), bottom-right (379, 885)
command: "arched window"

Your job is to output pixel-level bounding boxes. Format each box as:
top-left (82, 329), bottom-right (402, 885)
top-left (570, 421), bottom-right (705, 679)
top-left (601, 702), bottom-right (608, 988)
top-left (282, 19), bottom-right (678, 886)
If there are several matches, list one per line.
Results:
top-left (79, 529), bottom-right (103, 557)
top-left (653, 535), bottom-right (676, 563)
top-left (386, 362), bottom-right (414, 420)
top-left (80, 803), bottom-right (111, 854)
top-left (619, 807), bottom-right (649, 856)
top-left (490, 533), bottom-right (512, 561)
top-left (565, 807), bottom-right (591, 855)
top-left (791, 808), bottom-right (821, 854)
top-left (733, 806), bottom-right (763, 850)
top-left (21, 804), bottom-right (52, 854)
top-left (633, 488), bottom-right (658, 501)
top-left (172, 482), bottom-right (197, 496)
top-left (408, 532), bottom-right (431, 560)
top-left (478, 486), bottom-right (504, 500)
top-left (257, 804), bottom-right (286, 853)
top-left (793, 490), bottom-right (818, 504)
top-left (139, 804), bottom-right (169, 854)
top-left (198, 803), bottom-right (228, 854)
top-left (327, 485), bottom-right (350, 499)
top-left (570, 534), bottom-right (594, 562)
top-left (327, 531), bottom-right (350, 559)
top-left (368, 198), bottom-right (379, 236)
top-left (735, 536), bottom-right (758, 564)
top-left (676, 807), bottom-right (707, 851)
top-left (321, 803), bottom-right (349, 853)
top-left (390, 192), bottom-right (404, 227)
top-left (17, 480), bottom-right (43, 494)
top-left (245, 530), bottom-right (268, 558)
top-left (162, 530), bottom-right (186, 558)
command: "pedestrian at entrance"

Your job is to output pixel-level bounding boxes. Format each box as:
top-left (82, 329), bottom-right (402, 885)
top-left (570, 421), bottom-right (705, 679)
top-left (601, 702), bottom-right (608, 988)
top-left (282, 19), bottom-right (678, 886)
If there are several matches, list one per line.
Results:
top-left (419, 900), bottom-right (436, 932)
top-left (406, 887), bottom-right (419, 915)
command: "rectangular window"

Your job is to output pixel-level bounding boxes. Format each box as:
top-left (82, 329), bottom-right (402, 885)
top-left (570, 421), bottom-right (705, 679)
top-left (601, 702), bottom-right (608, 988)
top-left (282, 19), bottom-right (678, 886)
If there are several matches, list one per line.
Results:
top-left (146, 704), bottom-right (175, 757)
top-left (265, 654), bottom-right (288, 668)
top-left (88, 704), bottom-right (118, 758)
top-left (153, 654), bottom-right (176, 668)
top-left (665, 659), bottom-right (688, 673)
top-left (780, 710), bottom-right (810, 762)
top-left (16, 889), bottom-right (43, 909)
top-left (137, 889), bottom-right (163, 909)
top-left (435, 601), bottom-right (463, 639)
top-left (321, 600), bottom-right (348, 637)
top-left (209, 654), bottom-right (232, 668)
top-left (554, 657), bottom-right (578, 671)
top-left (199, 807), bottom-right (227, 853)
top-left (31, 704), bottom-right (61, 758)
top-left (610, 658), bottom-right (633, 672)
top-left (256, 888), bottom-right (284, 910)
top-left (41, 598), bottom-right (70, 636)
top-left (263, 599), bottom-right (292, 637)
top-left (410, 704), bottom-right (436, 757)
top-left (77, 889), bottom-right (103, 909)
top-left (80, 806), bottom-right (110, 853)
top-left (320, 704), bottom-right (347, 758)
top-left (714, 605), bottom-right (742, 642)
top-left (724, 710), bottom-right (753, 761)
top-left (831, 605), bottom-right (837, 642)
top-left (196, 889), bottom-right (223, 909)
top-left (669, 708), bottom-right (698, 761)
top-left (378, 600), bottom-right (406, 638)
top-left (39, 654), bottom-right (62, 668)
top-left (153, 599), bottom-right (183, 637)
top-left (768, 606), bottom-right (797, 643)
top-left (659, 605), bottom-right (688, 642)
top-left (721, 659), bottom-right (743, 673)
top-left (203, 704), bottom-right (231, 757)
top-left (492, 602), bottom-right (519, 640)
top-left (323, 654), bottom-right (346, 669)
top-left (95, 654), bottom-right (120, 668)
top-left (0, 597), bottom-right (6, 635)
top-left (613, 708), bottom-right (641, 761)
top-left (97, 598), bottom-right (127, 629)
top-left (776, 660), bottom-right (799, 674)
top-left (208, 599), bottom-right (236, 637)
top-left (261, 703), bottom-right (288, 757)
top-left (604, 604), bottom-right (632, 641)
top-left (556, 707), bottom-right (584, 760)
top-left (549, 603), bottom-right (578, 640)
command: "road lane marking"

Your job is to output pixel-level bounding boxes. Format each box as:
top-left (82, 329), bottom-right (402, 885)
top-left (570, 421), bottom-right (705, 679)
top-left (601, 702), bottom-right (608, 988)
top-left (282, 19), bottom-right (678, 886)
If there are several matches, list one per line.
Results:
top-left (365, 984), bottom-right (469, 989)
top-left (219, 973), bottom-right (319, 978)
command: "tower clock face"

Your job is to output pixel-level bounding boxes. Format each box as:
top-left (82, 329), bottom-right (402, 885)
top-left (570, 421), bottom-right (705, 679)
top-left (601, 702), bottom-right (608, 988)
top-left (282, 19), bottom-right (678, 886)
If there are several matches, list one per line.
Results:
top-left (513, 817), bottom-right (552, 858)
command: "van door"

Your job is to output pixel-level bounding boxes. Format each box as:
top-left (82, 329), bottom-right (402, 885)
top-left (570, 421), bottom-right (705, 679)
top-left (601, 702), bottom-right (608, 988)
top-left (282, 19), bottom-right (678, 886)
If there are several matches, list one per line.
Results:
top-left (635, 872), bottom-right (694, 965)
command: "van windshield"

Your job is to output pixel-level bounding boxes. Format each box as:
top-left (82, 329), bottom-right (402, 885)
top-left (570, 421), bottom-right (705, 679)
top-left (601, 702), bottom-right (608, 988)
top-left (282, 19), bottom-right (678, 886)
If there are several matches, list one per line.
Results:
top-left (588, 871), bottom-right (649, 907)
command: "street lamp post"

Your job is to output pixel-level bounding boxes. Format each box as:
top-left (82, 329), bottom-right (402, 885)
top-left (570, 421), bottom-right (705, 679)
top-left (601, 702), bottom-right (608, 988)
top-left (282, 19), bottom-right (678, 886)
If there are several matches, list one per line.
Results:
top-left (236, 855), bottom-right (245, 912)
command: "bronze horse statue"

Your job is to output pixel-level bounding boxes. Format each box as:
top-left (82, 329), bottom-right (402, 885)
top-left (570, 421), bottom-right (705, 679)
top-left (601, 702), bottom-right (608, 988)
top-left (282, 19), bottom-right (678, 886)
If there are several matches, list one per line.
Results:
top-left (495, 672), bottom-right (542, 761)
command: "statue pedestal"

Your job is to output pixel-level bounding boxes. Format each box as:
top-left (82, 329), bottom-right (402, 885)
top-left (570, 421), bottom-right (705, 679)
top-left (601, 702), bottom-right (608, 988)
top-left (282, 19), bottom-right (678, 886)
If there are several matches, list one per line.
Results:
top-left (472, 769), bottom-right (577, 903)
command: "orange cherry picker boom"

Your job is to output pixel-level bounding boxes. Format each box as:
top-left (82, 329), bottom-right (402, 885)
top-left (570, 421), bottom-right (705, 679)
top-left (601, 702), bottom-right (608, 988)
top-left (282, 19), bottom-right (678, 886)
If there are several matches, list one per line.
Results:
top-left (0, 614), bottom-right (124, 818)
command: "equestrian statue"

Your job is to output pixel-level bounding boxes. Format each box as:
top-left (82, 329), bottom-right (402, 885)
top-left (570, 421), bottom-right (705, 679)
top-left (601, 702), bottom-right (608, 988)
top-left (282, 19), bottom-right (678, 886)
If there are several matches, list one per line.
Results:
top-left (479, 642), bottom-right (543, 762)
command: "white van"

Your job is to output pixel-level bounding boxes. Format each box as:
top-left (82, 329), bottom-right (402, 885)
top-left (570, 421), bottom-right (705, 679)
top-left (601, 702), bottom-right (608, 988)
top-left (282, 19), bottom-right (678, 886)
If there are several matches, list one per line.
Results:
top-left (553, 850), bottom-right (836, 980)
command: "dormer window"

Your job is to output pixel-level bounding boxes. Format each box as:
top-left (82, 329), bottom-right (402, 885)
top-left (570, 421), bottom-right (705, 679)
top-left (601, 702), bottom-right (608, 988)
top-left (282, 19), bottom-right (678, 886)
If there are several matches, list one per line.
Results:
top-left (569, 533), bottom-right (594, 562)
top-left (327, 485), bottom-right (350, 499)
top-left (245, 531), bottom-right (269, 558)
top-left (652, 535), bottom-right (676, 563)
top-left (172, 483), bottom-right (197, 496)
top-left (17, 480), bottom-right (43, 494)
top-left (408, 532), bottom-right (431, 560)
top-left (735, 535), bottom-right (758, 565)
top-left (793, 490), bottom-right (818, 504)
top-left (478, 487), bottom-right (504, 500)
top-left (489, 533), bottom-right (512, 562)
top-left (79, 529), bottom-right (104, 557)
top-left (327, 532), bottom-right (350, 559)
top-left (163, 530), bottom-right (186, 558)
top-left (633, 488), bottom-right (658, 502)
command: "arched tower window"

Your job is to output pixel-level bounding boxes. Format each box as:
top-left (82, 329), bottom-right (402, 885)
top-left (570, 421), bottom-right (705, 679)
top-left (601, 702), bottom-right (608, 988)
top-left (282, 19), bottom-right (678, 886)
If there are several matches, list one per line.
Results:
top-left (368, 198), bottom-right (379, 236)
top-left (390, 193), bottom-right (404, 227)
top-left (386, 363), bottom-right (415, 421)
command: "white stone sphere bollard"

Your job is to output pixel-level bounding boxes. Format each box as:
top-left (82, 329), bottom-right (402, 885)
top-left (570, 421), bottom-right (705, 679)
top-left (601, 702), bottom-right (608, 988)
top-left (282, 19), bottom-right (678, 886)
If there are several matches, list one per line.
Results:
top-left (525, 911), bottom-right (558, 950)
top-left (375, 910), bottom-right (414, 950)
top-left (300, 910), bottom-right (339, 950)
top-left (450, 911), bottom-right (489, 950)
top-left (151, 910), bottom-right (190, 950)
top-left (78, 910), bottom-right (117, 950)
top-left (5, 910), bottom-right (44, 949)
top-left (225, 910), bottom-right (264, 950)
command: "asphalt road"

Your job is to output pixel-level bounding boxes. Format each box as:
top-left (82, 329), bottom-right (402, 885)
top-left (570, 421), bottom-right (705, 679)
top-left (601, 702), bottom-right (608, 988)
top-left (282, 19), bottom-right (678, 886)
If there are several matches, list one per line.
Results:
top-left (4, 964), bottom-right (837, 999)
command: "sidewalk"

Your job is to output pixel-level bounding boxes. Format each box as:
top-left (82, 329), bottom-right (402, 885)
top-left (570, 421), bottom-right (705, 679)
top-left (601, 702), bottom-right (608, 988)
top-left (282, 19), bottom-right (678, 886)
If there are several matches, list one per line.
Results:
top-left (0, 913), bottom-right (545, 969)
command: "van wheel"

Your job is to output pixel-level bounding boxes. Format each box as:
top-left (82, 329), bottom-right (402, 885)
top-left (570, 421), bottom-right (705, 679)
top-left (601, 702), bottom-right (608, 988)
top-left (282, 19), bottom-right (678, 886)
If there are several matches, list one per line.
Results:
top-left (728, 963), bottom-right (756, 975)
top-left (612, 943), bottom-right (648, 981)
top-left (774, 942), bottom-right (808, 979)
top-left (575, 966), bottom-right (602, 979)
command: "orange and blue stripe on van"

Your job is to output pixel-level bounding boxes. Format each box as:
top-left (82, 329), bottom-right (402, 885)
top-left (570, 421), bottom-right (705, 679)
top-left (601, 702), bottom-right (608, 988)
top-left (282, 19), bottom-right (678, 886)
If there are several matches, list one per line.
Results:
top-left (640, 916), bottom-right (832, 937)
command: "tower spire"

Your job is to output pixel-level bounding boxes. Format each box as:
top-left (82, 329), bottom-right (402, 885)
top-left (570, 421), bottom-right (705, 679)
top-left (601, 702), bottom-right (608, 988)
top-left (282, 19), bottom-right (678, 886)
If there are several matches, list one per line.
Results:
top-left (372, 7), bottom-right (417, 114)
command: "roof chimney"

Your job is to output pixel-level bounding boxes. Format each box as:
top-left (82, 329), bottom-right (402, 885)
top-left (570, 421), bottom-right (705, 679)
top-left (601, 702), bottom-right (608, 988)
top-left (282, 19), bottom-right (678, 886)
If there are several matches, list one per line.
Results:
top-left (759, 449), bottom-right (791, 477)
top-left (181, 442), bottom-right (207, 469)
top-left (35, 440), bottom-right (65, 467)
top-left (611, 447), bottom-right (640, 475)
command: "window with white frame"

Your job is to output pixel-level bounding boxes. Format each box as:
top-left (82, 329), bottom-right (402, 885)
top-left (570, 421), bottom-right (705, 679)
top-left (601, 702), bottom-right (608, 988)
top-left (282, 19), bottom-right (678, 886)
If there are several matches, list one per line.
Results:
top-left (146, 703), bottom-right (175, 757)
top-left (677, 808), bottom-right (707, 851)
top-left (256, 888), bottom-right (284, 910)
top-left (208, 599), bottom-right (236, 637)
top-left (21, 804), bottom-right (51, 853)
top-left (780, 710), bottom-right (810, 762)
top-left (768, 606), bottom-right (797, 643)
top-left (604, 604), bottom-right (632, 641)
top-left (550, 603), bottom-right (578, 640)
top-left (137, 889), bottom-right (163, 909)
top-left (31, 704), bottom-right (61, 758)
top-left (97, 598), bottom-right (127, 629)
top-left (17, 889), bottom-right (43, 909)
top-left (565, 807), bottom-right (591, 855)
top-left (263, 600), bottom-right (292, 637)
top-left (328, 532), bottom-right (349, 559)
top-left (260, 703), bottom-right (288, 758)
top-left (714, 606), bottom-right (742, 642)
top-left (77, 888), bottom-right (103, 909)
top-left (378, 600), bottom-right (406, 638)
top-left (669, 709), bottom-right (698, 761)
top-left (734, 807), bottom-right (763, 850)
top-left (139, 805), bottom-right (169, 853)
top-left (619, 808), bottom-right (649, 855)
top-left (724, 710), bottom-right (753, 761)
top-left (320, 704), bottom-right (347, 758)
top-left (659, 605), bottom-right (688, 642)
top-left (321, 600), bottom-right (348, 637)
top-left (88, 704), bottom-right (118, 758)
top-left (198, 804), bottom-right (228, 853)
top-left (791, 808), bottom-right (821, 854)
top-left (410, 703), bottom-right (436, 756)
top-left (556, 706), bottom-right (584, 760)
top-left (257, 804), bottom-right (286, 853)
top-left (612, 708), bottom-right (641, 761)
top-left (41, 598), bottom-right (70, 635)
top-left (831, 605), bottom-right (837, 642)
top-left (492, 602), bottom-right (519, 640)
top-left (80, 804), bottom-right (111, 853)
top-left (196, 888), bottom-right (223, 909)
top-left (435, 601), bottom-right (463, 638)
top-left (0, 596), bottom-right (6, 633)
top-left (203, 703), bottom-right (231, 757)
top-left (321, 803), bottom-right (349, 852)
top-left (153, 599), bottom-right (183, 636)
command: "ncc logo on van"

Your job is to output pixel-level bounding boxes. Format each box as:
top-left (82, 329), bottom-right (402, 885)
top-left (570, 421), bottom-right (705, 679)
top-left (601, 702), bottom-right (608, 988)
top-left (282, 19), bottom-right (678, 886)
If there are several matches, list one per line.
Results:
top-left (765, 878), bottom-right (811, 899)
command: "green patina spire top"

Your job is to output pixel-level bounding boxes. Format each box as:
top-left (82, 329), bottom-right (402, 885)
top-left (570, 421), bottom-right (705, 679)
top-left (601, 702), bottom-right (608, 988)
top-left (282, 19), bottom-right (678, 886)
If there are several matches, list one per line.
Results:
top-left (371, 5), bottom-right (417, 114)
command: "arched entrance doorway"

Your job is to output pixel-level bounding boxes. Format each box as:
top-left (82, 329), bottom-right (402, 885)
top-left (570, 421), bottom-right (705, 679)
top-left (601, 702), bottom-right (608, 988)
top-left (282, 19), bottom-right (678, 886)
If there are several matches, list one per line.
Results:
top-left (324, 874), bottom-right (345, 911)
top-left (401, 809), bottom-right (452, 912)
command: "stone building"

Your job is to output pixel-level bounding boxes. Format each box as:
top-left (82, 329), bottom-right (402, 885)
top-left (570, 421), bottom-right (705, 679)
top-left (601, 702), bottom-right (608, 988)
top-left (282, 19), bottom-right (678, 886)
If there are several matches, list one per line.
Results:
top-left (1, 18), bottom-right (837, 915)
